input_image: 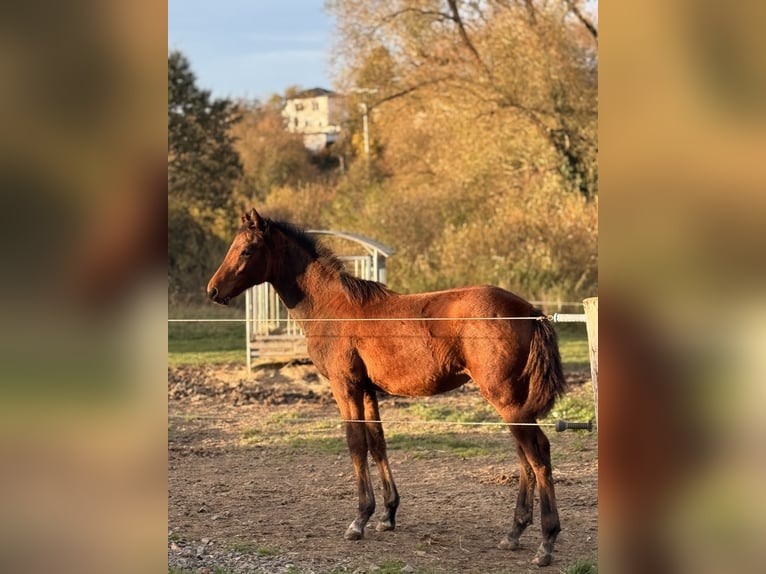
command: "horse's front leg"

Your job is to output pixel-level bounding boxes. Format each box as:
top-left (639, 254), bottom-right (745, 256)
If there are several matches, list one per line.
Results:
top-left (364, 389), bottom-right (399, 532)
top-left (332, 382), bottom-right (375, 540)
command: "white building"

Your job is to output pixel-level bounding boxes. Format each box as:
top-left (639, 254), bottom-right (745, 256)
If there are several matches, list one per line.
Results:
top-left (281, 88), bottom-right (345, 152)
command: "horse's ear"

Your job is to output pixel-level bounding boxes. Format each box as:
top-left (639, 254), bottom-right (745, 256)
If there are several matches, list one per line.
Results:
top-left (242, 208), bottom-right (265, 230)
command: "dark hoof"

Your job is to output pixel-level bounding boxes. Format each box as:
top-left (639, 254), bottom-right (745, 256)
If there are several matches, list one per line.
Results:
top-left (532, 553), bottom-right (553, 567)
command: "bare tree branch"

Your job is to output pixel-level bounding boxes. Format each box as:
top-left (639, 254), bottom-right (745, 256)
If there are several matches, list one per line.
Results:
top-left (563, 0), bottom-right (598, 41)
top-left (445, 0), bottom-right (493, 79)
top-left (369, 76), bottom-right (456, 110)
top-left (370, 7), bottom-right (450, 38)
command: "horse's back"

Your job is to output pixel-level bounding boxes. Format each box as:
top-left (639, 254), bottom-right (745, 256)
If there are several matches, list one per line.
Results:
top-left (417, 284), bottom-right (536, 320)
top-left (346, 285), bottom-right (539, 396)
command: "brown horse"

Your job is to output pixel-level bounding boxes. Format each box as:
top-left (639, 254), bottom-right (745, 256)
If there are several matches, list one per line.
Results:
top-left (207, 209), bottom-right (567, 567)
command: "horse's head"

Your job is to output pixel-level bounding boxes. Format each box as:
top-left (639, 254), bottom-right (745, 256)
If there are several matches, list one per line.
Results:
top-left (207, 208), bottom-right (272, 305)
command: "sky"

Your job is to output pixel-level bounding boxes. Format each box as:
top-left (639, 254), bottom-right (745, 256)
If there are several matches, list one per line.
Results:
top-left (168, 0), bottom-right (335, 101)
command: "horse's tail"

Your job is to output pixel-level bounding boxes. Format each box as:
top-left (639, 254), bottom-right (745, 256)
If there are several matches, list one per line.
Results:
top-left (521, 312), bottom-right (567, 418)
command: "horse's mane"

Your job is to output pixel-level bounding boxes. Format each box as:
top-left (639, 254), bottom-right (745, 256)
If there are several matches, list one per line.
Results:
top-left (269, 219), bottom-right (391, 305)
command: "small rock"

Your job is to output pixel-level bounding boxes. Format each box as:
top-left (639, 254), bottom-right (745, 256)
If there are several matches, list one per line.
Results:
top-left (201, 537), bottom-right (210, 545)
top-left (401, 565), bottom-right (415, 573)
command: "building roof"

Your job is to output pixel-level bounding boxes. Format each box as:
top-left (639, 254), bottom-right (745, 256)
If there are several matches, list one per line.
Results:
top-left (291, 87), bottom-right (338, 99)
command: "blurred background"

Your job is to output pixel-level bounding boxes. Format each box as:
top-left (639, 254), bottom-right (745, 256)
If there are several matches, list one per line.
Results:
top-left (0, 1), bottom-right (166, 573)
top-left (600, 1), bottom-right (766, 573)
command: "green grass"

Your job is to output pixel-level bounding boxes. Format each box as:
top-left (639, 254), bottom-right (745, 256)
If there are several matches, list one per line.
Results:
top-left (168, 321), bottom-right (245, 366)
top-left (230, 541), bottom-right (258, 554)
top-left (560, 553), bottom-right (598, 574)
top-left (555, 323), bottom-right (591, 371)
top-left (404, 402), bottom-right (498, 423)
top-left (169, 569), bottom-right (234, 574)
top-left (387, 432), bottom-right (493, 458)
top-left (242, 426), bottom-right (346, 455)
top-left (231, 540), bottom-right (281, 556)
top-left (168, 303), bottom-right (246, 366)
top-left (242, 418), bottom-right (493, 458)
top-left (541, 380), bottom-right (597, 427)
top-left (255, 545), bottom-right (280, 557)
top-left (344, 560), bottom-right (439, 574)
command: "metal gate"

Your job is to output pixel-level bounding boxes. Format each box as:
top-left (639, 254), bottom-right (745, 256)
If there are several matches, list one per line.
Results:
top-left (244, 230), bottom-right (394, 369)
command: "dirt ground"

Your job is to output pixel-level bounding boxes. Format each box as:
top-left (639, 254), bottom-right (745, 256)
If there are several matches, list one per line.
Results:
top-left (168, 363), bottom-right (597, 573)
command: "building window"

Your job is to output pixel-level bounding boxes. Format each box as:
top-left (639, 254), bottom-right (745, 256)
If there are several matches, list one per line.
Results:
top-left (295, 102), bottom-right (304, 111)
top-left (311, 101), bottom-right (319, 111)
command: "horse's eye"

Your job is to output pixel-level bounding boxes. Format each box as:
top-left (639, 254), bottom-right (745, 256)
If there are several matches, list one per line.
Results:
top-left (240, 247), bottom-right (252, 258)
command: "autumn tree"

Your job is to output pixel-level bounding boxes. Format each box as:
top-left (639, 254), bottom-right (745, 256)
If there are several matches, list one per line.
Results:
top-left (328, 0), bottom-right (597, 197)
top-left (168, 51), bottom-right (242, 300)
top-left (324, 0), bottom-right (598, 300)
top-left (229, 98), bottom-right (319, 205)
top-left (168, 50), bottom-right (242, 212)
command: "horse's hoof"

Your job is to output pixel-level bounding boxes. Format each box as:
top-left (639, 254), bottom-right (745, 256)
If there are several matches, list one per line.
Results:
top-left (498, 536), bottom-right (520, 551)
top-left (375, 519), bottom-right (395, 532)
top-left (344, 526), bottom-right (364, 540)
top-left (532, 553), bottom-right (552, 567)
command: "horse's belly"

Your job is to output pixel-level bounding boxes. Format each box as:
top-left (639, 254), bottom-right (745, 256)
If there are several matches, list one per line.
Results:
top-left (358, 337), bottom-right (470, 397)
top-left (363, 351), bottom-right (469, 397)
top-left (374, 372), bottom-right (471, 397)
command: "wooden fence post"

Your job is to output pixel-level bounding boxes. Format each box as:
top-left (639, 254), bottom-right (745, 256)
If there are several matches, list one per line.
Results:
top-left (583, 297), bottom-right (599, 427)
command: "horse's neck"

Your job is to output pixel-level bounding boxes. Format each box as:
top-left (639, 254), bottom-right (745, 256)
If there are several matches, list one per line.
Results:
top-left (269, 245), bottom-right (343, 321)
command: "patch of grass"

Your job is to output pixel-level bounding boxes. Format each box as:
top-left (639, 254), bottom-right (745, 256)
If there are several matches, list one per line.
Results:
top-left (169, 568), bottom-right (234, 574)
top-left (370, 560), bottom-right (441, 574)
top-left (555, 324), bottom-right (590, 372)
top-left (404, 402), bottom-right (498, 424)
top-left (266, 410), bottom-right (302, 424)
top-left (255, 545), bottom-right (280, 557)
top-left (560, 553), bottom-right (598, 574)
top-left (387, 432), bottom-right (492, 458)
top-left (572, 438), bottom-right (586, 451)
top-left (168, 303), bottom-right (246, 367)
top-left (241, 426), bottom-right (346, 454)
top-left (542, 380), bottom-right (596, 426)
top-left (230, 541), bottom-right (258, 554)
top-left (369, 560), bottom-right (408, 574)
top-left (285, 435), bottom-right (346, 454)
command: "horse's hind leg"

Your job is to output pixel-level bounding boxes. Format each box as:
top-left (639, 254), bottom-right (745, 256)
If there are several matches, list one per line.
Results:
top-left (331, 382), bottom-right (376, 540)
top-left (514, 425), bottom-right (561, 567)
top-left (483, 392), bottom-right (560, 566)
top-left (498, 440), bottom-right (536, 551)
top-left (363, 389), bottom-right (399, 532)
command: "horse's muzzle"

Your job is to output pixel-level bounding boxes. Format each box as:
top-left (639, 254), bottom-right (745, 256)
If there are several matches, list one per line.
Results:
top-left (207, 286), bottom-right (230, 305)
